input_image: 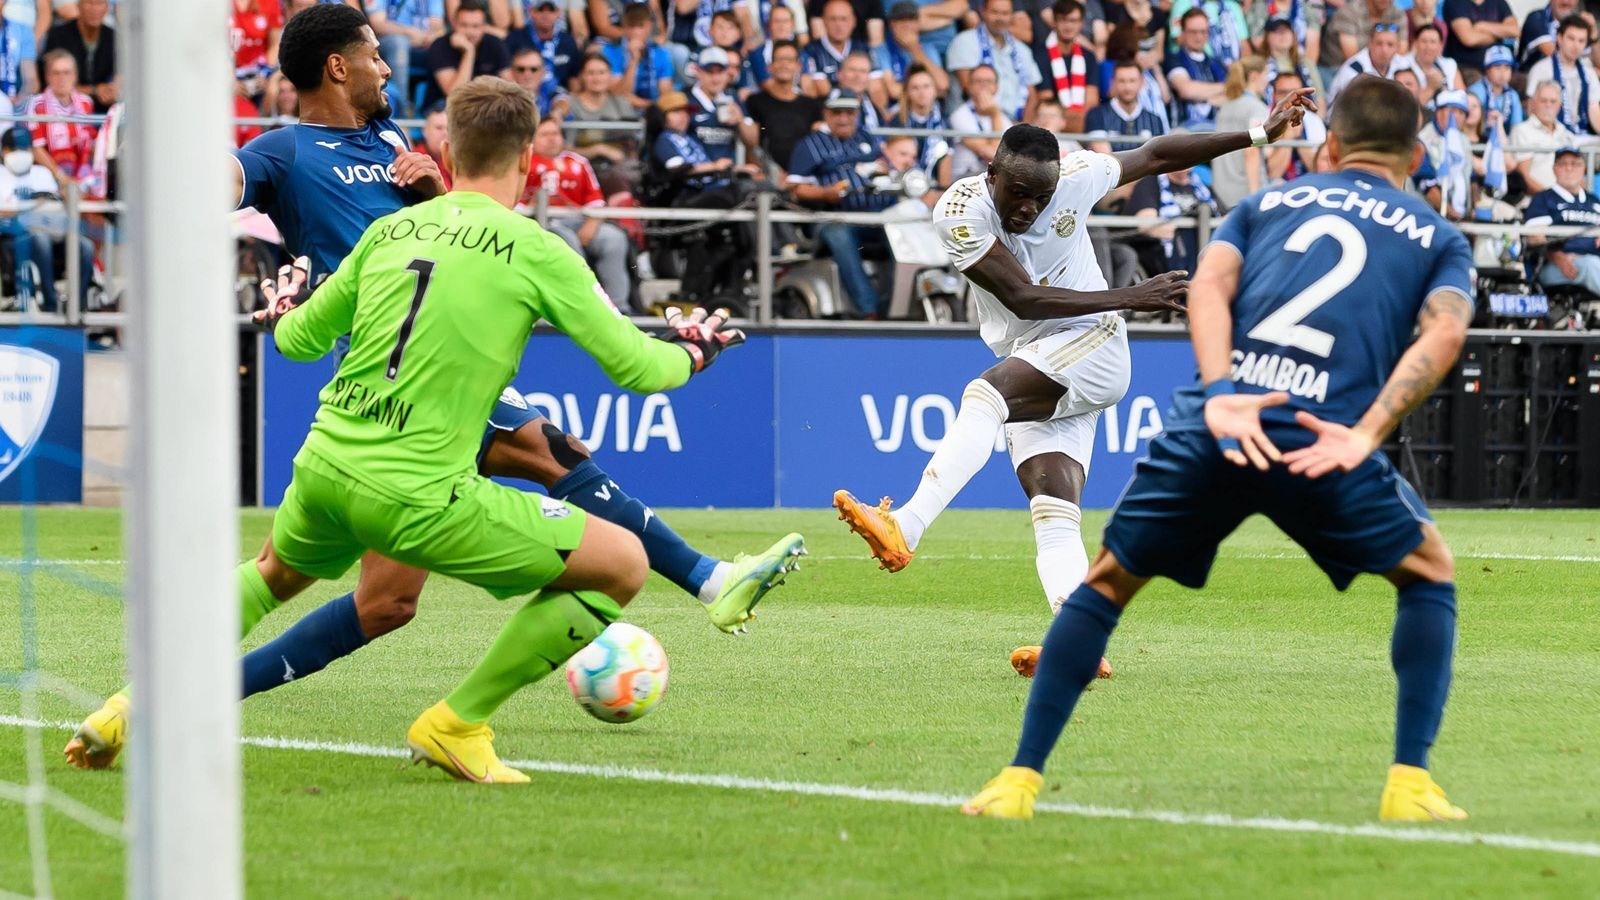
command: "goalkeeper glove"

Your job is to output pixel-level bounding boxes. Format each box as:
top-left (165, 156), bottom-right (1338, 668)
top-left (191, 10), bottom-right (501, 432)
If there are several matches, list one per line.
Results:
top-left (660, 306), bottom-right (745, 373)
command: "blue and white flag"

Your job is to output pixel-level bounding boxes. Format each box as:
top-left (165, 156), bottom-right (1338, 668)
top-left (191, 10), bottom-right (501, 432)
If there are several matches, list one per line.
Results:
top-left (1441, 110), bottom-right (1472, 218)
top-left (1483, 116), bottom-right (1507, 197)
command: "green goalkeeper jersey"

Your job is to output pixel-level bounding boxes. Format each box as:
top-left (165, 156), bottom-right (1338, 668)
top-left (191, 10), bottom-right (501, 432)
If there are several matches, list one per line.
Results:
top-left (274, 190), bottom-right (691, 507)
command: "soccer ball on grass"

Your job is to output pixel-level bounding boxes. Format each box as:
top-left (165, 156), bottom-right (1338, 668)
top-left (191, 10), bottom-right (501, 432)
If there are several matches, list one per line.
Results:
top-left (565, 622), bottom-right (669, 723)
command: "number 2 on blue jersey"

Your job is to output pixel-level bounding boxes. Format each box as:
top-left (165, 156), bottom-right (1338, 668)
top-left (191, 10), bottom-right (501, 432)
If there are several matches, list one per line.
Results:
top-left (1245, 215), bottom-right (1368, 359)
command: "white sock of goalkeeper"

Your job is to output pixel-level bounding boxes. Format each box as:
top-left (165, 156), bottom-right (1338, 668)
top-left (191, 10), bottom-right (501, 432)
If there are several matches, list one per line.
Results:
top-left (893, 378), bottom-right (1009, 549)
top-left (1031, 495), bottom-right (1087, 615)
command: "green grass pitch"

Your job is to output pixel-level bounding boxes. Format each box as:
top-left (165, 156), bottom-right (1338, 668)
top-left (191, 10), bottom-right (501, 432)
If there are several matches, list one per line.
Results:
top-left (1, 506), bottom-right (1598, 898)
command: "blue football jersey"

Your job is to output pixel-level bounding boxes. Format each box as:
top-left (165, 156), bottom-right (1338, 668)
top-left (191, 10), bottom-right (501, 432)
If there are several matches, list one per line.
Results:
top-left (1167, 169), bottom-right (1474, 435)
top-left (235, 119), bottom-right (422, 280)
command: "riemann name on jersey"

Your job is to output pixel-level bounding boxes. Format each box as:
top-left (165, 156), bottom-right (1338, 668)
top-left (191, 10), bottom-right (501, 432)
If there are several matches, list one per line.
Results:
top-left (1257, 183), bottom-right (1439, 249)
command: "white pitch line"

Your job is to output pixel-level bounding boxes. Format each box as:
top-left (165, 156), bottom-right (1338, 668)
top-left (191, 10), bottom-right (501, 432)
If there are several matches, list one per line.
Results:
top-left (2, 715), bottom-right (1597, 860)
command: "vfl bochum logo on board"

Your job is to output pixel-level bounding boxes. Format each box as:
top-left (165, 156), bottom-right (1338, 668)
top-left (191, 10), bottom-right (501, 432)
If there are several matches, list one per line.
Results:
top-left (0, 345), bottom-right (59, 484)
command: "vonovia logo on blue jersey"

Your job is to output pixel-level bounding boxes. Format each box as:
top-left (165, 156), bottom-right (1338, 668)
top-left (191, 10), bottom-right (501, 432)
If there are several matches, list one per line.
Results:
top-left (0, 345), bottom-right (60, 484)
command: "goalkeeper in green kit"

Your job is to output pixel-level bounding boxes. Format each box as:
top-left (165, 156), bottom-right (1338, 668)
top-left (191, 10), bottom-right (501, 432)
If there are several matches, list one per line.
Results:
top-left (254, 76), bottom-right (746, 783)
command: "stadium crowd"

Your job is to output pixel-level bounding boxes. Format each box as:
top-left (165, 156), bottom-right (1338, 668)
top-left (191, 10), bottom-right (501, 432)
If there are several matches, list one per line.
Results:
top-left (1, 0), bottom-right (1597, 319)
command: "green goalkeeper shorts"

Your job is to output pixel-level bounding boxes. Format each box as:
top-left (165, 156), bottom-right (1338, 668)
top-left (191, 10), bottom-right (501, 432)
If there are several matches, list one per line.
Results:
top-left (272, 456), bottom-right (589, 600)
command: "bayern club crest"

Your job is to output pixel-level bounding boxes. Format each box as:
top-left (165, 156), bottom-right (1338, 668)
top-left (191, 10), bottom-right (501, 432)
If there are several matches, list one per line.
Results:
top-left (1051, 210), bottom-right (1077, 238)
top-left (0, 346), bottom-right (59, 485)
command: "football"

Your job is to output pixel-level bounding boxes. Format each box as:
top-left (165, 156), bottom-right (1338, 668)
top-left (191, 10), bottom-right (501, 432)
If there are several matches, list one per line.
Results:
top-left (565, 622), bottom-right (669, 723)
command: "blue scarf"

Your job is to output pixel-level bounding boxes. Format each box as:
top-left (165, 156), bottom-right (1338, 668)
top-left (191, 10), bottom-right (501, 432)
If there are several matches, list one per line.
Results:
top-left (1157, 174), bottom-right (1216, 259)
top-left (1173, 50), bottom-right (1226, 124)
top-left (976, 26), bottom-right (1029, 119)
top-left (906, 107), bottom-right (946, 170)
top-left (1552, 56), bottom-right (1592, 134)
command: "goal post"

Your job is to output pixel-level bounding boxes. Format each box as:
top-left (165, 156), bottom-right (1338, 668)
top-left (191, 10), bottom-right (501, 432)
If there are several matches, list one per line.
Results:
top-left (121, 0), bottom-right (242, 897)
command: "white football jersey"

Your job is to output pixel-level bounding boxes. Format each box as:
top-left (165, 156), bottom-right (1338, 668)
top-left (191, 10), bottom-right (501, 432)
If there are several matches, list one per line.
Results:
top-left (934, 151), bottom-right (1122, 357)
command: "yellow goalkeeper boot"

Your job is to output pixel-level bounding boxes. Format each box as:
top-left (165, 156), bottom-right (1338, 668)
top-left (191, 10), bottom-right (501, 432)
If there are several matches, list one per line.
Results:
top-left (1379, 764), bottom-right (1468, 822)
top-left (832, 490), bottom-right (914, 572)
top-left (961, 766), bottom-right (1044, 819)
top-left (63, 692), bottom-right (129, 770)
top-left (406, 701), bottom-right (530, 785)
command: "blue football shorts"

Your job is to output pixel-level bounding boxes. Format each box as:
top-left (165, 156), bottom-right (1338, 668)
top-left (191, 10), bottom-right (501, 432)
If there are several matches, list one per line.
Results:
top-left (1102, 429), bottom-right (1434, 591)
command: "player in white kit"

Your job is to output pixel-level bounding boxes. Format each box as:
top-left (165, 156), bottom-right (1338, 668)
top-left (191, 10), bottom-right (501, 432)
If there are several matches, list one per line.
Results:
top-left (834, 89), bottom-right (1316, 676)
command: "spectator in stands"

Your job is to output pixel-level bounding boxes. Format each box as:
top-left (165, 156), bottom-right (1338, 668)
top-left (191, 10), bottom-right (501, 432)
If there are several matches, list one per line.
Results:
top-left (232, 0), bottom-right (285, 103)
top-left (1211, 55), bottom-right (1268, 210)
top-left (947, 0), bottom-right (1042, 121)
top-left (907, 0), bottom-right (968, 64)
top-left (1, 0), bottom-right (48, 98)
top-left (1525, 16), bottom-right (1600, 138)
top-left (1321, 0), bottom-right (1407, 74)
top-left (282, 0), bottom-right (363, 18)
top-left (1404, 22), bottom-right (1464, 99)
top-left (877, 1), bottom-right (949, 104)
top-left (584, 0), bottom-right (629, 43)
top-left (27, 50), bottom-right (94, 187)
top-left (1519, 0), bottom-right (1580, 71)
top-left (787, 87), bottom-right (893, 317)
top-left (742, 39), bottom-right (822, 173)
top-left (1328, 23), bottom-right (1406, 107)
top-left (1392, 65), bottom-right (1425, 103)
top-left (1470, 45), bottom-right (1523, 129)
top-left (892, 63), bottom-right (952, 184)
top-left (1165, 8), bottom-right (1225, 128)
top-left (1419, 90), bottom-right (1468, 167)
top-left (507, 0), bottom-right (579, 86)
top-left (1525, 146), bottom-right (1600, 296)
top-left (1264, 68), bottom-right (1319, 181)
top-left (424, 0), bottom-right (512, 109)
top-left (834, 50), bottom-right (886, 129)
top-left (801, 0), bottom-right (870, 96)
top-left (447, 0), bottom-right (514, 36)
top-left (42, 0), bottom-right (115, 111)
top-left (1086, 58), bottom-right (1164, 150)
top-left (510, 45), bottom-right (568, 117)
top-left (1441, 0), bottom-right (1517, 73)
top-left (704, 11), bottom-right (766, 97)
top-left (262, 70), bottom-right (300, 118)
top-left (604, 4), bottom-right (676, 110)
top-left (669, 0), bottom-right (758, 59)
top-left (1042, 0), bottom-right (1100, 115)
top-left (1165, 0), bottom-right (1247, 65)
top-left (948, 63), bottom-right (1011, 178)
top-left (1513, 81), bottom-right (1579, 194)
top-left (1261, 15), bottom-right (1322, 100)
top-left (0, 125), bottom-right (92, 313)
top-left (807, 0), bottom-right (883, 44)
top-left (760, 3), bottom-right (803, 66)
top-left (687, 46), bottom-right (745, 162)
top-left (1027, 97), bottom-right (1078, 153)
top-left (567, 52), bottom-right (641, 164)
top-left (414, 101), bottom-right (450, 188)
top-left (524, 117), bottom-right (635, 310)
top-left (368, 0), bottom-right (445, 95)
top-left (1126, 164), bottom-right (1217, 274)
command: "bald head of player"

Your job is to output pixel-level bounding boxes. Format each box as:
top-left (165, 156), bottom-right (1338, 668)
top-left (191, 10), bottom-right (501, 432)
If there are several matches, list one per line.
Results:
top-left (1326, 75), bottom-right (1424, 186)
top-left (279, 3), bottom-right (394, 125)
top-left (442, 77), bottom-right (541, 208)
top-left (987, 124), bottom-right (1065, 234)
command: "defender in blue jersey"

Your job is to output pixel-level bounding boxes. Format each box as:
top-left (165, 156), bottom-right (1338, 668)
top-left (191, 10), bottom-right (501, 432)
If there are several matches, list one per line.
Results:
top-left (65, 4), bottom-right (803, 772)
top-left (961, 76), bottom-right (1478, 823)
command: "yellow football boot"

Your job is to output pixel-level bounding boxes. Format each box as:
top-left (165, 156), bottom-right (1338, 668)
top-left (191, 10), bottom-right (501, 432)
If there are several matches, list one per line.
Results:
top-left (960, 766), bottom-right (1044, 819)
top-left (1379, 764), bottom-right (1468, 822)
top-left (406, 701), bottom-right (530, 785)
top-left (832, 490), bottom-right (914, 572)
top-left (1008, 646), bottom-right (1113, 680)
top-left (63, 692), bottom-right (130, 770)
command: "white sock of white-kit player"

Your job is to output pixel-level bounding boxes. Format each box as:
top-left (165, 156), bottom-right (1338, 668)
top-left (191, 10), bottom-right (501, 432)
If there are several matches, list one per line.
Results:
top-left (1030, 496), bottom-right (1086, 614)
top-left (892, 378), bottom-right (1009, 549)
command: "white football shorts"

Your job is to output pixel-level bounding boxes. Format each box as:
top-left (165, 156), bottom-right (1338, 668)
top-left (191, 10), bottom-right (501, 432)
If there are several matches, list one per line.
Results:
top-left (1003, 312), bottom-right (1132, 473)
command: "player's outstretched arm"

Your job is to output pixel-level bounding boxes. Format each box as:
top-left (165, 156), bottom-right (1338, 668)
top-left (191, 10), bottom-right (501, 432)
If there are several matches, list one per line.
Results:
top-left (1284, 290), bottom-right (1474, 478)
top-left (1111, 87), bottom-right (1318, 187)
top-left (963, 240), bottom-right (1189, 320)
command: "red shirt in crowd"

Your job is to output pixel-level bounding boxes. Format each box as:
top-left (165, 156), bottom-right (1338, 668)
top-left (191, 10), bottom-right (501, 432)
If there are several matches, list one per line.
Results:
top-left (232, 0), bottom-right (284, 71)
top-left (412, 140), bottom-right (451, 189)
top-left (235, 95), bottom-right (264, 147)
top-left (522, 152), bottom-right (605, 210)
top-left (27, 91), bottom-right (96, 179)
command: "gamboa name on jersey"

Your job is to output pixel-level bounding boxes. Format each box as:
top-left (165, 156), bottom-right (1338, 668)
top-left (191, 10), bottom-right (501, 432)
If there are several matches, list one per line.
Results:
top-left (1229, 349), bottom-right (1329, 402)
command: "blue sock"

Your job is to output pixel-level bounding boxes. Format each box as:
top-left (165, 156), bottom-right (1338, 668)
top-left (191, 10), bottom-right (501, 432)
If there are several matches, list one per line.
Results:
top-left (1392, 581), bottom-right (1456, 768)
top-left (1012, 584), bottom-right (1122, 773)
top-left (549, 459), bottom-right (719, 598)
top-left (241, 593), bottom-right (369, 699)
